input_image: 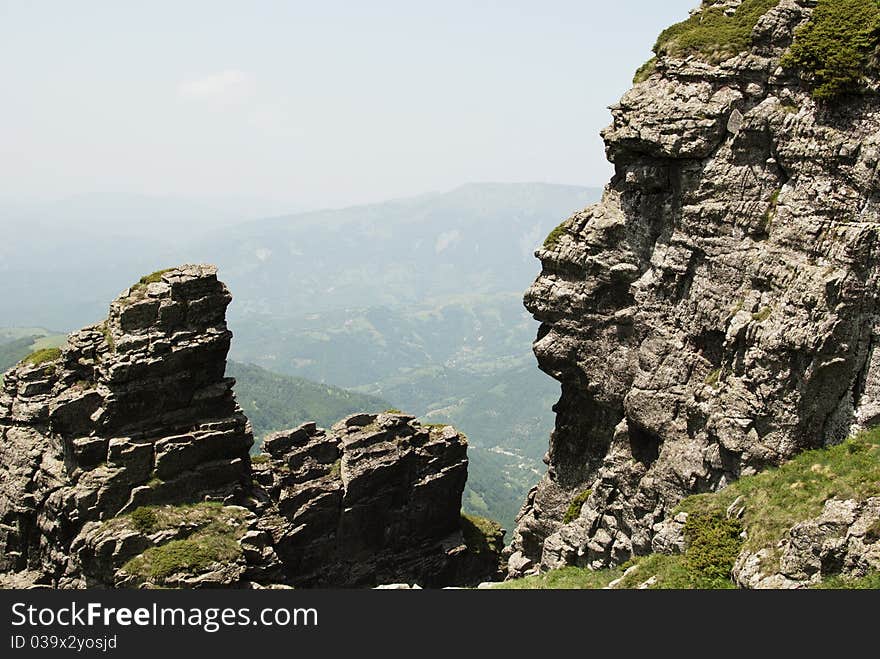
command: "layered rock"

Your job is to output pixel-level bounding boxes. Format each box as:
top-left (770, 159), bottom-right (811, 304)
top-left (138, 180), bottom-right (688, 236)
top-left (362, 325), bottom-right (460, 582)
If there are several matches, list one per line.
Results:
top-left (509, 0), bottom-right (880, 576)
top-left (0, 265), bottom-right (501, 588)
top-left (0, 265), bottom-right (254, 585)
top-left (252, 414), bottom-right (501, 587)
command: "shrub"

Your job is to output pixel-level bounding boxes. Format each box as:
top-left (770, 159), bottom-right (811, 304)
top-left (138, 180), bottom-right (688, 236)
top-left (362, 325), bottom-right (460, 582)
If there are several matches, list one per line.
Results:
top-left (683, 512), bottom-right (744, 588)
top-left (22, 347), bottom-right (62, 367)
top-left (653, 0), bottom-right (781, 63)
top-left (563, 489), bottom-right (592, 524)
top-left (781, 0), bottom-right (880, 101)
top-left (129, 507), bottom-right (158, 534)
top-left (250, 454), bottom-right (270, 465)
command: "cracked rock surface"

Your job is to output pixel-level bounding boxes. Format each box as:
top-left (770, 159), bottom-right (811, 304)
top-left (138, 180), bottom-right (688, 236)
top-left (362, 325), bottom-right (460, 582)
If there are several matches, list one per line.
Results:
top-left (508, 0), bottom-right (880, 577)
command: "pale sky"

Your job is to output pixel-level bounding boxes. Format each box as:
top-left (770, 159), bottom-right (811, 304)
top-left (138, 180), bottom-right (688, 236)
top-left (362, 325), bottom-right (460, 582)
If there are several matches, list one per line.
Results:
top-left (0, 0), bottom-right (696, 209)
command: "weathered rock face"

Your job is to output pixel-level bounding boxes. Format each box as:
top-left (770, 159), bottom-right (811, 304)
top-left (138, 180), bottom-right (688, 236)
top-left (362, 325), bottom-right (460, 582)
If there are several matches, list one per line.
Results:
top-left (0, 265), bottom-right (254, 585)
top-left (0, 266), bottom-right (501, 588)
top-left (252, 414), bottom-right (498, 587)
top-left (509, 0), bottom-right (880, 576)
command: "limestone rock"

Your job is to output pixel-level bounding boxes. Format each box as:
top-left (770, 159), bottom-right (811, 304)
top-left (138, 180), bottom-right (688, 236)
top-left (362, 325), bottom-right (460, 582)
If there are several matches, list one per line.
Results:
top-left (0, 265), bottom-right (254, 585)
top-left (509, 0), bottom-right (880, 577)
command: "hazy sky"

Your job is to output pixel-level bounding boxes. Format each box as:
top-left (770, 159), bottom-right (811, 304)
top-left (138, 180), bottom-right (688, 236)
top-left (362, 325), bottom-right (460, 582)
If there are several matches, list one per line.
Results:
top-left (1, 0), bottom-right (696, 209)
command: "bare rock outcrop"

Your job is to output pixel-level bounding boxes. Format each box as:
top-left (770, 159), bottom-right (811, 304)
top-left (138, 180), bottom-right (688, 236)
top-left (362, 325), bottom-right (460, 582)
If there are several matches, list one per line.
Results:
top-left (508, 0), bottom-right (880, 577)
top-left (0, 265), bottom-right (501, 588)
top-left (0, 265), bottom-right (253, 585)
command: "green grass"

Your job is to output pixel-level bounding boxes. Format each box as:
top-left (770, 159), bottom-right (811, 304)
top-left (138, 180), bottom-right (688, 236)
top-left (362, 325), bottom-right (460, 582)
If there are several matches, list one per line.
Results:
top-left (543, 222), bottom-right (568, 249)
top-left (328, 459), bottom-right (342, 478)
top-left (120, 504), bottom-right (248, 584)
top-left (22, 347), bottom-right (62, 366)
top-left (563, 489), bottom-right (592, 524)
top-left (250, 454), bottom-right (270, 465)
top-left (652, 0), bottom-right (781, 62)
top-left (633, 57), bottom-right (658, 84)
top-left (814, 572), bottom-right (880, 589)
top-left (461, 513), bottom-right (504, 556)
top-left (781, 0), bottom-right (880, 101)
top-left (677, 427), bottom-right (880, 560)
top-left (492, 565), bottom-right (624, 589)
top-left (138, 268), bottom-right (175, 286)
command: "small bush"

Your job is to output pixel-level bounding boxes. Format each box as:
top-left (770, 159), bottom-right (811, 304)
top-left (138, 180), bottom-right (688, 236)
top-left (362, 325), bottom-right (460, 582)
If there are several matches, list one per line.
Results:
top-left (781, 0), bottom-right (880, 101)
top-left (130, 536), bottom-right (240, 580)
top-left (683, 512), bottom-right (743, 588)
top-left (563, 489), bottom-right (592, 524)
top-left (250, 454), bottom-right (270, 465)
top-left (129, 507), bottom-right (158, 534)
top-left (22, 347), bottom-right (62, 367)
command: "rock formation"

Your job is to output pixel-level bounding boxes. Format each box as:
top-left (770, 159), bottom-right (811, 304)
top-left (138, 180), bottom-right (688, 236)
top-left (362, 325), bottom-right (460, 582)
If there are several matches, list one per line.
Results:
top-left (508, 0), bottom-right (880, 577)
top-left (0, 265), bottom-right (501, 588)
top-left (0, 265), bottom-right (253, 585)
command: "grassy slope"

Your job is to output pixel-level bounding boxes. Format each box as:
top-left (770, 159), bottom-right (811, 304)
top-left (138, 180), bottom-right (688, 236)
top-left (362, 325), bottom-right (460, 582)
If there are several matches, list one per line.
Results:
top-left (499, 428), bottom-right (880, 589)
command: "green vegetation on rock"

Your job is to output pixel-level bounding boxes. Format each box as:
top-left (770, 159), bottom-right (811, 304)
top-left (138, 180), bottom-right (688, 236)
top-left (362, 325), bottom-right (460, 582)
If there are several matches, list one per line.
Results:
top-left (563, 489), bottom-right (592, 524)
top-left (653, 0), bottom-right (781, 62)
top-left (678, 427), bottom-right (880, 558)
top-left (492, 565), bottom-right (624, 590)
top-left (543, 222), bottom-right (568, 249)
top-left (22, 347), bottom-right (62, 367)
top-left (814, 572), bottom-right (880, 589)
top-left (502, 427), bottom-right (880, 589)
top-left (120, 503), bottom-right (248, 585)
top-left (460, 513), bottom-right (505, 556)
top-left (683, 512), bottom-right (743, 588)
top-left (782, 0), bottom-right (880, 101)
top-left (138, 268), bottom-right (174, 286)
top-left (129, 507), bottom-right (158, 534)
top-left (633, 57), bottom-right (658, 84)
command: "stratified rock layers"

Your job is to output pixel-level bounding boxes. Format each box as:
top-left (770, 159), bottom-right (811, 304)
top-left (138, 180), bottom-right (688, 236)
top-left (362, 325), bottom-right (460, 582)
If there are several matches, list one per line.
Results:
top-left (0, 265), bottom-right (253, 584)
top-left (0, 266), bottom-right (497, 588)
top-left (508, 0), bottom-right (880, 576)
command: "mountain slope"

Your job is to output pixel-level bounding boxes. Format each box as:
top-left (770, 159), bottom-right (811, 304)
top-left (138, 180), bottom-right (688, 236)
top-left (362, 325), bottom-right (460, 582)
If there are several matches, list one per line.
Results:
top-left (226, 360), bottom-right (390, 444)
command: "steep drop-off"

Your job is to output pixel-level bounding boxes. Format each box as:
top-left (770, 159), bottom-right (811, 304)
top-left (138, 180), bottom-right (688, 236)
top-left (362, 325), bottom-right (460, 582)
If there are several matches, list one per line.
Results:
top-left (508, 0), bottom-right (880, 579)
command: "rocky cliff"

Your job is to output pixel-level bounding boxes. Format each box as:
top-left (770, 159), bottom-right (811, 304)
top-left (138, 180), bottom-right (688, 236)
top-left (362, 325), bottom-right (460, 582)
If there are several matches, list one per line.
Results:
top-left (508, 0), bottom-right (880, 578)
top-left (0, 266), bottom-right (501, 588)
